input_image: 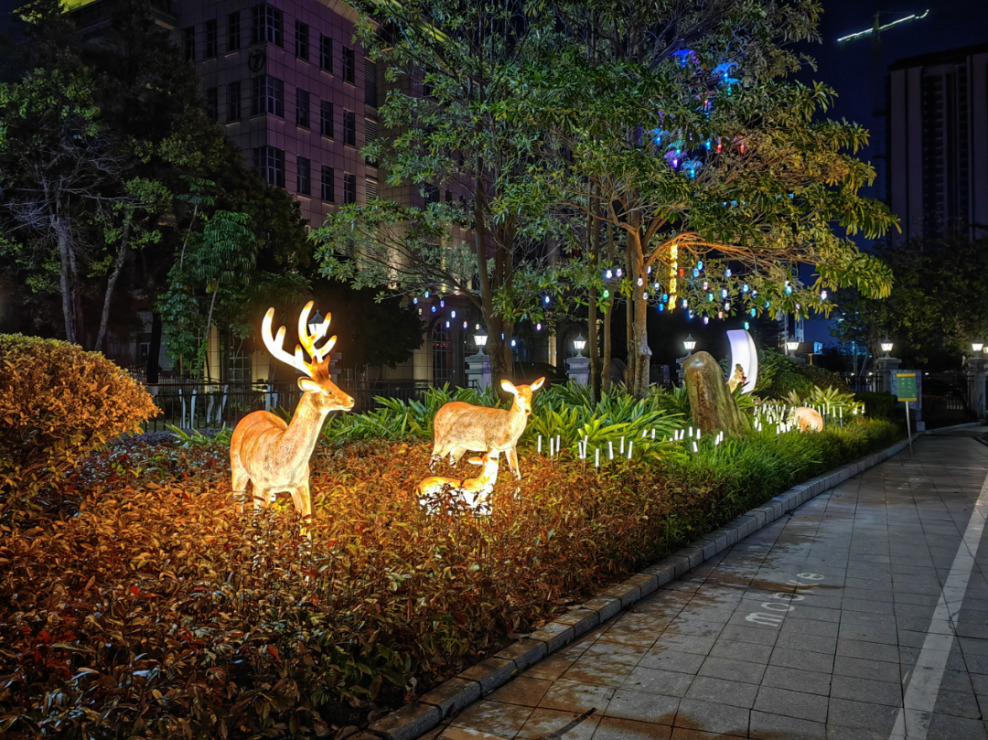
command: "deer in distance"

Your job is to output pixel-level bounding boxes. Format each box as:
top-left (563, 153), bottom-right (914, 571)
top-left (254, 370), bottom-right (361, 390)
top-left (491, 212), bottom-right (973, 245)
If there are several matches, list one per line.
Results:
top-left (230, 302), bottom-right (354, 532)
top-left (431, 378), bottom-right (545, 480)
top-left (415, 451), bottom-right (501, 512)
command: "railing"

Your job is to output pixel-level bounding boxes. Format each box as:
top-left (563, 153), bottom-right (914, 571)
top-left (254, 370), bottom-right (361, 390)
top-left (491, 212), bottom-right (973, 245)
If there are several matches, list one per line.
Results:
top-left (142, 379), bottom-right (440, 432)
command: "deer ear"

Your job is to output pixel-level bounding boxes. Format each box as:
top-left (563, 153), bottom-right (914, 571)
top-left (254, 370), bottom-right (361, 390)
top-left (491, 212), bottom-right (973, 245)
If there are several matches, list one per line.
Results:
top-left (530, 377), bottom-right (546, 391)
top-left (500, 379), bottom-right (518, 395)
top-left (298, 377), bottom-right (321, 393)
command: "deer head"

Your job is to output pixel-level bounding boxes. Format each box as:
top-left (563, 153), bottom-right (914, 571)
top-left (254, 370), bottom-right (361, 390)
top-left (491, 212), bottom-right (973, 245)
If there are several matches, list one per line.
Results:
top-left (500, 377), bottom-right (545, 416)
top-left (262, 301), bottom-right (355, 412)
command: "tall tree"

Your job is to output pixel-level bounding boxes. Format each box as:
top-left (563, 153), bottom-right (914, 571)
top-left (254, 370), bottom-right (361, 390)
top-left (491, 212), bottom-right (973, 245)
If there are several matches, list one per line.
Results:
top-left (316, 0), bottom-right (557, 386)
top-left (508, 0), bottom-right (897, 396)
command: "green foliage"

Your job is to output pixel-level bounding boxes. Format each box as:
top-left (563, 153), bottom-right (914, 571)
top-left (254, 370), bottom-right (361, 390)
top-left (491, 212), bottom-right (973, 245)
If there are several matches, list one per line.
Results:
top-left (799, 364), bottom-right (851, 393)
top-left (0, 335), bottom-right (159, 516)
top-left (855, 392), bottom-right (898, 420)
top-left (754, 349), bottom-right (815, 399)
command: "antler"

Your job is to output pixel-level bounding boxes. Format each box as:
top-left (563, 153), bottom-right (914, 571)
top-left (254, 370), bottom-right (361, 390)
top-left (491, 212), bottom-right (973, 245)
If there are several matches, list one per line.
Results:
top-left (262, 301), bottom-right (337, 377)
top-left (297, 301), bottom-right (336, 365)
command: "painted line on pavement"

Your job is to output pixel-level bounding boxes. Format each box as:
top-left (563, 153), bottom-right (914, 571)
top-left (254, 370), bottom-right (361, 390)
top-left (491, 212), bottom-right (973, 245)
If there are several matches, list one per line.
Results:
top-left (889, 465), bottom-right (988, 739)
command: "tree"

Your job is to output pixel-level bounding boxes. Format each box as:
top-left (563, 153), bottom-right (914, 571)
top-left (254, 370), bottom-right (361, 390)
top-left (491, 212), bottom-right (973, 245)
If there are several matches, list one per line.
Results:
top-left (507, 0), bottom-right (897, 396)
top-left (831, 235), bottom-right (988, 368)
top-left (315, 0), bottom-right (557, 386)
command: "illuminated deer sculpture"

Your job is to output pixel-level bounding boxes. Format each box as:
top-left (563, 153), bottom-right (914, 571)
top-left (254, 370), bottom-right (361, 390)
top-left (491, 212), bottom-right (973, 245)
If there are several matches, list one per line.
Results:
top-left (230, 302), bottom-right (354, 529)
top-left (430, 378), bottom-right (544, 480)
top-left (415, 452), bottom-right (501, 512)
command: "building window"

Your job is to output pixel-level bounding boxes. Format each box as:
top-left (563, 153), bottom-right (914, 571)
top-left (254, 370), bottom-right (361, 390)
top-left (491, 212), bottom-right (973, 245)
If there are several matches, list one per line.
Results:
top-left (251, 75), bottom-right (284, 117)
top-left (205, 19), bottom-right (218, 58)
top-left (251, 4), bottom-right (283, 47)
top-left (343, 172), bottom-right (356, 204)
top-left (321, 166), bottom-right (334, 202)
top-left (424, 183), bottom-right (440, 204)
top-left (319, 34), bottom-right (333, 73)
top-left (228, 11), bottom-right (240, 51)
top-left (254, 146), bottom-right (285, 187)
top-left (227, 81), bottom-right (241, 121)
top-left (320, 100), bottom-right (333, 137)
top-left (296, 88), bottom-right (310, 127)
top-left (205, 87), bottom-right (218, 123)
top-left (364, 59), bottom-right (377, 106)
top-left (366, 179), bottom-right (377, 198)
top-left (342, 46), bottom-right (355, 84)
top-left (364, 118), bottom-right (377, 165)
top-left (183, 26), bottom-right (195, 61)
top-left (295, 20), bottom-right (309, 60)
top-left (297, 157), bottom-right (310, 195)
top-left (343, 109), bottom-right (355, 146)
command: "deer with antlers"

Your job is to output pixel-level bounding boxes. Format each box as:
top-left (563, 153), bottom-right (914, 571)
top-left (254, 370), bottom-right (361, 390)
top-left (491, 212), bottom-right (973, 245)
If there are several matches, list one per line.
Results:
top-left (430, 378), bottom-right (544, 480)
top-left (230, 302), bottom-right (354, 531)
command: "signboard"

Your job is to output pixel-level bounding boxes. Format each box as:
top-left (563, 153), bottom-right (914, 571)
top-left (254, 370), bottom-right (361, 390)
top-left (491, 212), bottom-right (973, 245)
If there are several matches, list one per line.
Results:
top-left (896, 372), bottom-right (918, 402)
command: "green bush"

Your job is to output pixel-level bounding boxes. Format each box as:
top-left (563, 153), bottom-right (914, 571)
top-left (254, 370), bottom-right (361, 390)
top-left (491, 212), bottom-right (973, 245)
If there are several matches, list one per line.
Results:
top-left (800, 364), bottom-right (851, 393)
top-left (0, 335), bottom-right (159, 515)
top-left (754, 349), bottom-right (816, 399)
top-left (855, 391), bottom-right (898, 420)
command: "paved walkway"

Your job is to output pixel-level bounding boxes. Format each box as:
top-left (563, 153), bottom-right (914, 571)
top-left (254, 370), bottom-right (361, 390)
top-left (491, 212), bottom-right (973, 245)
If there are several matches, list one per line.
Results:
top-left (430, 433), bottom-right (988, 740)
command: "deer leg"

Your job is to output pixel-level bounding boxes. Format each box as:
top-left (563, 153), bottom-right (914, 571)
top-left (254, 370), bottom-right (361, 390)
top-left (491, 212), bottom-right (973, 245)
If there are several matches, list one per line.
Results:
top-left (253, 487), bottom-right (273, 511)
top-left (430, 442), bottom-right (447, 471)
top-left (290, 482), bottom-right (313, 539)
top-left (507, 448), bottom-right (522, 480)
top-left (232, 465), bottom-right (250, 513)
top-left (449, 447), bottom-right (468, 467)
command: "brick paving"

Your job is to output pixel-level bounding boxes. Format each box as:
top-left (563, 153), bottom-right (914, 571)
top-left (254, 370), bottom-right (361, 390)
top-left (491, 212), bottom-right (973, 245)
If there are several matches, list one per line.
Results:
top-left (426, 433), bottom-right (988, 740)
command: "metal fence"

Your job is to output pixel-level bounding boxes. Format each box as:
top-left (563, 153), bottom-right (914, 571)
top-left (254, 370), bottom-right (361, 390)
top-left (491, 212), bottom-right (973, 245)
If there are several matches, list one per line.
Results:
top-left (142, 379), bottom-right (438, 432)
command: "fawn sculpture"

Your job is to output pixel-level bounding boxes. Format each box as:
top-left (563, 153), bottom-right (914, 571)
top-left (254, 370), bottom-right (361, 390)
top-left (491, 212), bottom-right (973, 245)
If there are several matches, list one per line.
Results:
top-left (230, 302), bottom-right (354, 530)
top-left (415, 452), bottom-right (501, 512)
top-left (430, 378), bottom-right (544, 480)
top-left (792, 407), bottom-right (824, 432)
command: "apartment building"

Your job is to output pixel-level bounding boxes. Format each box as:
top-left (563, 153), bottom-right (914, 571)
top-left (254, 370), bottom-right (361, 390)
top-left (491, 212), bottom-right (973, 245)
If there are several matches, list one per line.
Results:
top-left (887, 43), bottom-right (988, 244)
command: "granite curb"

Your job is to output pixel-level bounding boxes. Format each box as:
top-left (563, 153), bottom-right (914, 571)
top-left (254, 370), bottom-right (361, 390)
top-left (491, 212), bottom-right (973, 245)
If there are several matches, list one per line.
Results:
top-left (366, 434), bottom-right (915, 740)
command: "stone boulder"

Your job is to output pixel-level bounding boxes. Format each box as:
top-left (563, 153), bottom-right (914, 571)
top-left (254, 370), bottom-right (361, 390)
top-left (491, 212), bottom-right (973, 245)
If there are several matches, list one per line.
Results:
top-left (684, 351), bottom-right (746, 437)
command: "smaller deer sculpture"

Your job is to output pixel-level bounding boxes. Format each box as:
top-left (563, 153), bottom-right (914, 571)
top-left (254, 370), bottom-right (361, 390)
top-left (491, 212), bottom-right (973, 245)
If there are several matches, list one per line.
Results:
top-left (230, 302), bottom-right (354, 531)
top-left (792, 407), bottom-right (824, 432)
top-left (415, 452), bottom-right (500, 512)
top-left (430, 378), bottom-right (544, 480)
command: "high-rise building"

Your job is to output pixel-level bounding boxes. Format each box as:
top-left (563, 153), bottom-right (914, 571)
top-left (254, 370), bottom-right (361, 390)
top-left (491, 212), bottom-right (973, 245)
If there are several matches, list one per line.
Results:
top-left (887, 44), bottom-right (988, 244)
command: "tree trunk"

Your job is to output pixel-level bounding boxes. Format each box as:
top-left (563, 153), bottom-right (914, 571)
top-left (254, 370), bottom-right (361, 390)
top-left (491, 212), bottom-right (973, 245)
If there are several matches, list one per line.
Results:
top-left (203, 286), bottom-right (219, 383)
top-left (627, 222), bottom-right (651, 398)
top-left (94, 218), bottom-right (130, 353)
top-left (602, 223), bottom-right (615, 394)
top-left (147, 312), bottom-right (162, 383)
top-left (55, 215), bottom-right (77, 345)
top-left (588, 191), bottom-right (602, 400)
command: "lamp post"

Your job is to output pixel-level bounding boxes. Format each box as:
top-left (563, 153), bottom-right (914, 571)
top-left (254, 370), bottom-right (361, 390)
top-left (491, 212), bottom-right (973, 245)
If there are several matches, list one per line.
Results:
top-left (880, 338), bottom-right (894, 357)
top-left (465, 325), bottom-right (492, 390)
top-left (566, 332), bottom-right (591, 386)
top-left (786, 339), bottom-right (800, 356)
top-left (676, 335), bottom-right (698, 386)
top-left (683, 334), bottom-right (697, 356)
top-left (874, 336), bottom-right (900, 396)
top-left (967, 338), bottom-right (987, 421)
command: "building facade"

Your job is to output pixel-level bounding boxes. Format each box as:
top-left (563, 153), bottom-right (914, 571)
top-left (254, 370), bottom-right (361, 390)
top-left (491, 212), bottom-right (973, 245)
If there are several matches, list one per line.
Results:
top-left (887, 44), bottom-right (988, 244)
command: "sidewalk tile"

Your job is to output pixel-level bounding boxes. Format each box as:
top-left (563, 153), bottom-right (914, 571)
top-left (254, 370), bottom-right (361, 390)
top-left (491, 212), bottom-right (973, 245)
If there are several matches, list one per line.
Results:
top-left (674, 698), bottom-right (749, 736)
top-left (591, 717), bottom-right (671, 740)
top-left (516, 708), bottom-right (600, 740)
top-left (754, 685), bottom-right (828, 723)
top-left (604, 689), bottom-right (679, 724)
top-left (683, 676), bottom-right (758, 709)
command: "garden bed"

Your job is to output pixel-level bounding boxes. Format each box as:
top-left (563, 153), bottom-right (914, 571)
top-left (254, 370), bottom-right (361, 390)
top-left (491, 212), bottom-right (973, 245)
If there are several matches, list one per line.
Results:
top-left (0, 417), bottom-right (900, 739)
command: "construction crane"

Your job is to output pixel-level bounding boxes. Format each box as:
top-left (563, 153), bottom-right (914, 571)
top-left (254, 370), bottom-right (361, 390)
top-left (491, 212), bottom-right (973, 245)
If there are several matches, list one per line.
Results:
top-left (836, 9), bottom-right (931, 203)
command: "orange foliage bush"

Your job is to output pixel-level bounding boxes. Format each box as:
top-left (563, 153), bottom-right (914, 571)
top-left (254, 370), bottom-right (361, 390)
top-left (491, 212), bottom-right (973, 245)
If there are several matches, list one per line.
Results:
top-left (0, 419), bottom-right (899, 738)
top-left (0, 335), bottom-right (159, 512)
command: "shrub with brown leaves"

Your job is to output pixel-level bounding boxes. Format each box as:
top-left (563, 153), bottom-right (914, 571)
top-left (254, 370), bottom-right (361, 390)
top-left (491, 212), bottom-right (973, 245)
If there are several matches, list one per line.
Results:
top-left (0, 335), bottom-right (159, 515)
top-left (0, 420), bottom-right (899, 739)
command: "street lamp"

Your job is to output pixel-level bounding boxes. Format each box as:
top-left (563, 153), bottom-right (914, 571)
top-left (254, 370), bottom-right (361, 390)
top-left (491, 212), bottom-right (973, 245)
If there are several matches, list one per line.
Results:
top-left (308, 309), bottom-right (325, 335)
top-left (973, 339), bottom-right (984, 354)
top-left (573, 333), bottom-right (587, 357)
top-left (880, 338), bottom-right (894, 356)
top-left (683, 334), bottom-right (697, 356)
top-left (786, 339), bottom-right (799, 355)
top-left (474, 327), bottom-right (488, 355)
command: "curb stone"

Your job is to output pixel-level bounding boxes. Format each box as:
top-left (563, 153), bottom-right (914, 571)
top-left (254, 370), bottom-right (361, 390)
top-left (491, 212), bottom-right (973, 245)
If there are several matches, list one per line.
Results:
top-left (367, 434), bottom-right (915, 740)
